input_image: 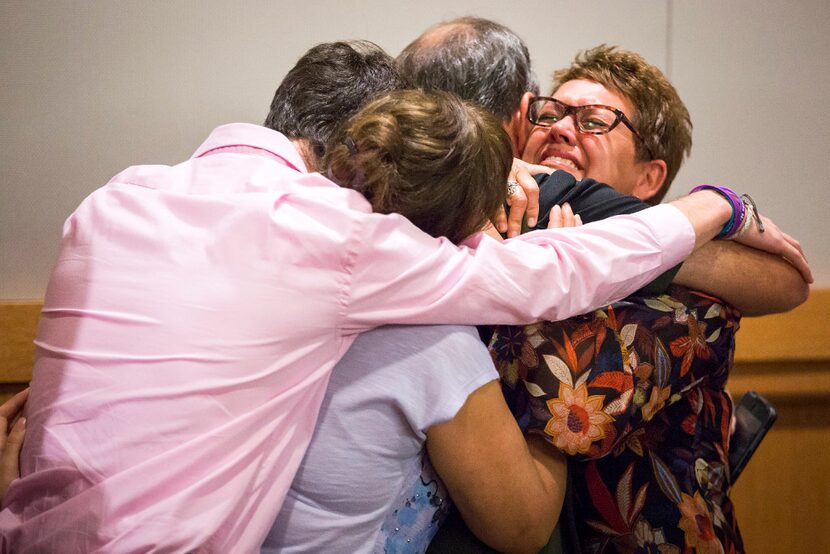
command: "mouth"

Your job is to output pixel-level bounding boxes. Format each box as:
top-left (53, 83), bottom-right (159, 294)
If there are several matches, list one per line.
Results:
top-left (539, 150), bottom-right (582, 175)
top-left (541, 157), bottom-right (583, 179)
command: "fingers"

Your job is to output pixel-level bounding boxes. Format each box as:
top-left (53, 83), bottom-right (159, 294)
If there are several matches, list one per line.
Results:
top-left (759, 218), bottom-right (812, 283)
top-left (502, 158), bottom-right (542, 237)
top-left (547, 205), bottom-right (562, 229)
top-left (515, 167), bottom-right (540, 230)
top-left (561, 203), bottom-right (577, 227)
top-left (481, 222), bottom-right (504, 241)
top-left (512, 159), bottom-right (544, 225)
top-left (0, 416), bottom-right (25, 503)
top-left (505, 180), bottom-right (528, 238)
top-left (771, 217), bottom-right (812, 283)
top-left (5, 416), bottom-right (26, 451)
top-left (519, 162), bottom-right (555, 176)
top-left (767, 215), bottom-right (807, 258)
top-left (735, 215), bottom-right (813, 284)
top-left (493, 205), bottom-right (508, 235)
top-left (0, 388), bottom-right (29, 436)
top-left (0, 388), bottom-right (28, 504)
top-left (782, 238), bottom-right (813, 283)
top-left (547, 204), bottom-right (581, 229)
top-left (1, 417), bottom-right (25, 472)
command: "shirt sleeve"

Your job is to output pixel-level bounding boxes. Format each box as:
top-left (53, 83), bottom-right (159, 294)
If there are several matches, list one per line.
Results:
top-left (377, 325), bottom-right (498, 435)
top-left (340, 203), bottom-right (695, 333)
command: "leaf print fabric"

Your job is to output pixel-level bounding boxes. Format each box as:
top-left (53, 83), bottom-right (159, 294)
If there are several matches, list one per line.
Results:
top-left (490, 285), bottom-right (744, 553)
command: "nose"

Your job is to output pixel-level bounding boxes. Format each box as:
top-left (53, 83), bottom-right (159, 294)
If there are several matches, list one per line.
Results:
top-left (548, 115), bottom-right (577, 146)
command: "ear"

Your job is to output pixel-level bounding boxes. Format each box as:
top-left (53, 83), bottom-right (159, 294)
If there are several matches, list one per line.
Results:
top-left (631, 158), bottom-right (668, 203)
top-left (291, 138), bottom-right (317, 172)
top-left (502, 92), bottom-right (536, 158)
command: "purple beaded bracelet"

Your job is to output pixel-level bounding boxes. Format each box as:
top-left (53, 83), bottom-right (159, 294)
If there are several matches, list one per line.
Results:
top-left (689, 184), bottom-right (747, 239)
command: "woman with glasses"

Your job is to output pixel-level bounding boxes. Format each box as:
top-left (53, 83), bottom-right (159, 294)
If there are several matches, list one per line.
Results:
top-left (490, 45), bottom-right (785, 554)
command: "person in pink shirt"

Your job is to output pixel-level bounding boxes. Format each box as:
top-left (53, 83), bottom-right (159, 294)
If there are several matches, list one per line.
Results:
top-left (0, 40), bottom-right (803, 553)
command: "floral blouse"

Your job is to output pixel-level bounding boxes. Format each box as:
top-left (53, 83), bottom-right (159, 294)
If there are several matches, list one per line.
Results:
top-left (490, 286), bottom-right (744, 553)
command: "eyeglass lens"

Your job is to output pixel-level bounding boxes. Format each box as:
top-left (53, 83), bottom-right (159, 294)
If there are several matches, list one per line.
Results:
top-left (531, 99), bottom-right (619, 134)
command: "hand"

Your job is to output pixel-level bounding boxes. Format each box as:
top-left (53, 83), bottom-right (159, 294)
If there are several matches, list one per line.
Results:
top-left (0, 388), bottom-right (28, 504)
top-left (733, 214), bottom-right (813, 284)
top-left (547, 203), bottom-right (582, 229)
top-left (480, 222), bottom-right (505, 241)
top-left (494, 158), bottom-right (551, 238)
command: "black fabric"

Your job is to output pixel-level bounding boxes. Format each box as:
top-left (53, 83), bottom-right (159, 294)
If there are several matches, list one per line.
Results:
top-left (427, 505), bottom-right (564, 553)
top-left (534, 171), bottom-right (646, 227)
top-left (560, 463), bottom-right (582, 554)
top-left (530, 171), bottom-right (681, 295)
top-left (476, 325), bottom-right (495, 346)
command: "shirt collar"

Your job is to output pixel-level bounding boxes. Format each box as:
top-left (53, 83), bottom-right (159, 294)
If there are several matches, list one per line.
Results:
top-left (191, 123), bottom-right (309, 173)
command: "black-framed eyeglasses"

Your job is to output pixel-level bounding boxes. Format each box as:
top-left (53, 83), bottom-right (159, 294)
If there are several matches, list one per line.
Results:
top-left (527, 96), bottom-right (655, 159)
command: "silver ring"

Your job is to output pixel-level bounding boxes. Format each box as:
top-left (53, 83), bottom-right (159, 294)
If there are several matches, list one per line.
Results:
top-left (507, 179), bottom-right (520, 196)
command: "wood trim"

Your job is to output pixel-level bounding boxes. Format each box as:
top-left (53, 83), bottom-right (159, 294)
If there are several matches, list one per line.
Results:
top-left (0, 300), bottom-right (40, 382)
top-left (734, 288), bottom-right (830, 362)
top-left (728, 288), bottom-right (830, 400)
top-left (729, 361), bottom-right (830, 400)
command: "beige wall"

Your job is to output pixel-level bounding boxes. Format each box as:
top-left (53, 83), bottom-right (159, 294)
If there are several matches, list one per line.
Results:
top-left (2, 0), bottom-right (829, 298)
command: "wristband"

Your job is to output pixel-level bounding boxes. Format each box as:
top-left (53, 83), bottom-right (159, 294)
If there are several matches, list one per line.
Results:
top-left (689, 184), bottom-right (746, 239)
top-left (732, 197), bottom-right (755, 240)
top-left (731, 194), bottom-right (765, 240)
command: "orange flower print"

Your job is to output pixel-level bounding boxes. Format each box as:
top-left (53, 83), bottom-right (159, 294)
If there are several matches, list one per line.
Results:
top-left (670, 315), bottom-right (713, 377)
top-left (676, 492), bottom-right (723, 554)
top-left (545, 382), bottom-right (614, 455)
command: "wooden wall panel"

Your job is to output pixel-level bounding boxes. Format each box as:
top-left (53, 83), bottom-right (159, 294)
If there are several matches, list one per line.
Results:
top-left (734, 289), bottom-right (830, 363)
top-left (729, 397), bottom-right (830, 553)
top-left (0, 301), bottom-right (40, 385)
top-left (728, 288), bottom-right (830, 551)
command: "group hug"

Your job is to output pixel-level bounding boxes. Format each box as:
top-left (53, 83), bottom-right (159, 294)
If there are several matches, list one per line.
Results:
top-left (0, 16), bottom-right (811, 554)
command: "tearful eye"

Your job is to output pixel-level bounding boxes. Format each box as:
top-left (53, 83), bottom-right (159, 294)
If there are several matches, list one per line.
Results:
top-left (581, 118), bottom-right (610, 130)
top-left (537, 113), bottom-right (561, 124)
top-left (577, 107), bottom-right (617, 133)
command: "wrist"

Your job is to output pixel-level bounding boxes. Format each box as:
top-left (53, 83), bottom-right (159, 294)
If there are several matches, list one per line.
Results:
top-left (689, 184), bottom-right (745, 239)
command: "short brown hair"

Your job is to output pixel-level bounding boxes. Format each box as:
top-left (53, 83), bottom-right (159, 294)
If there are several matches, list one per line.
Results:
top-left (324, 89), bottom-right (512, 244)
top-left (552, 45), bottom-right (692, 204)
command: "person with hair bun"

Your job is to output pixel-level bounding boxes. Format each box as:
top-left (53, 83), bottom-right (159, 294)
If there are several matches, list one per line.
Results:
top-left (265, 88), bottom-right (567, 554)
top-left (325, 89), bottom-right (511, 245)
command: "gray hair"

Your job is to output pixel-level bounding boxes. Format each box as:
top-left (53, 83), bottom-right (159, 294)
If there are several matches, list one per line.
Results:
top-left (397, 17), bottom-right (538, 121)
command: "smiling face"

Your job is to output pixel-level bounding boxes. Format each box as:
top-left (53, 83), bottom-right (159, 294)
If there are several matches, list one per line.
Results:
top-left (522, 79), bottom-right (657, 199)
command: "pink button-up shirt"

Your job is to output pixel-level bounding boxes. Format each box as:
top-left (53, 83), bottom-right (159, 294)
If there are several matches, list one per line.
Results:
top-left (0, 123), bottom-right (694, 552)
